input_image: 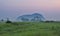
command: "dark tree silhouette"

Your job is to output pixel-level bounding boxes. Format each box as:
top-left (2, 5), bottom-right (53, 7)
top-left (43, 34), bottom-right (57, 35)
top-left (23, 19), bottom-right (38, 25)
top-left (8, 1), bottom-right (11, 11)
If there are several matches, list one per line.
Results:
top-left (6, 18), bottom-right (12, 23)
top-left (1, 19), bottom-right (4, 22)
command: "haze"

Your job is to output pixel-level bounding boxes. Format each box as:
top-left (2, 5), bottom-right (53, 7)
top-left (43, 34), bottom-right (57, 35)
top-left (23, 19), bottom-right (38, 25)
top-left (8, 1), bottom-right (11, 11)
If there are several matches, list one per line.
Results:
top-left (0, 0), bottom-right (60, 21)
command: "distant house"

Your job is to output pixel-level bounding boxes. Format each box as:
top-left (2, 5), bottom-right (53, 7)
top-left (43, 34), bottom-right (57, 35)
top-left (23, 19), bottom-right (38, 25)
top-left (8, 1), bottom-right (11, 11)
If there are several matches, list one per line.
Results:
top-left (17, 13), bottom-right (45, 22)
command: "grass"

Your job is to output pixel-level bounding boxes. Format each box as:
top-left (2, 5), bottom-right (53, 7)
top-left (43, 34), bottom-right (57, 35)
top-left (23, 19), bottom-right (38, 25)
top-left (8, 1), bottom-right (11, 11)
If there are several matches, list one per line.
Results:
top-left (0, 22), bottom-right (60, 36)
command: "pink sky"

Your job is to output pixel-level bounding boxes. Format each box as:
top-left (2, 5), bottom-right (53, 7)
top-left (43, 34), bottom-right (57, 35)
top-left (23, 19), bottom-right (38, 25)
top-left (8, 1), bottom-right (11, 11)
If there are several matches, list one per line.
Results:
top-left (3, 0), bottom-right (60, 12)
top-left (0, 0), bottom-right (60, 21)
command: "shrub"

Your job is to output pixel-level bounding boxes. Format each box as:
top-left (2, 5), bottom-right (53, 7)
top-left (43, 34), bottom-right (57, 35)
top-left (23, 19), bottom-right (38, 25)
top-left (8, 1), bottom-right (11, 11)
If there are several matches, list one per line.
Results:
top-left (45, 21), bottom-right (54, 23)
top-left (6, 20), bottom-right (12, 23)
top-left (6, 18), bottom-right (12, 23)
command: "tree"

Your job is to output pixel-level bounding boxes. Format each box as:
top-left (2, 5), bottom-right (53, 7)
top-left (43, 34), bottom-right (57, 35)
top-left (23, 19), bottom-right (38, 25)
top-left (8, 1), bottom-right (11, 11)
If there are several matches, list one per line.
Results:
top-left (1, 19), bottom-right (4, 22)
top-left (6, 18), bottom-right (12, 23)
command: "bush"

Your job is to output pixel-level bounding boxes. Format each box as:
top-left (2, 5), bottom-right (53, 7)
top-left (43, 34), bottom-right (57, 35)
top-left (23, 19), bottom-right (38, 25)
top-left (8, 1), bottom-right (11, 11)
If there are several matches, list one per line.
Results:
top-left (45, 21), bottom-right (54, 23)
top-left (6, 20), bottom-right (12, 23)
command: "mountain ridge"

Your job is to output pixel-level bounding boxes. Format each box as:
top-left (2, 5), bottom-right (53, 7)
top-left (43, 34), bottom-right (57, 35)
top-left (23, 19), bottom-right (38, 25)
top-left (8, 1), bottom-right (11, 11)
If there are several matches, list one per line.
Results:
top-left (17, 13), bottom-right (45, 22)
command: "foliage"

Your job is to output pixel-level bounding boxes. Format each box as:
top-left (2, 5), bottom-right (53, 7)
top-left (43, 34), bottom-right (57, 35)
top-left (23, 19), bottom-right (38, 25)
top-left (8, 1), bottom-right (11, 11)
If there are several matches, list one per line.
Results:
top-left (6, 20), bottom-right (12, 23)
top-left (45, 21), bottom-right (55, 23)
top-left (6, 18), bottom-right (12, 23)
top-left (0, 22), bottom-right (60, 36)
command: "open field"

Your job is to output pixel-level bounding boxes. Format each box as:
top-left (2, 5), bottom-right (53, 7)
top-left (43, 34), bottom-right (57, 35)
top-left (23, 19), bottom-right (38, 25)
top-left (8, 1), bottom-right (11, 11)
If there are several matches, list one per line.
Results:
top-left (0, 22), bottom-right (60, 36)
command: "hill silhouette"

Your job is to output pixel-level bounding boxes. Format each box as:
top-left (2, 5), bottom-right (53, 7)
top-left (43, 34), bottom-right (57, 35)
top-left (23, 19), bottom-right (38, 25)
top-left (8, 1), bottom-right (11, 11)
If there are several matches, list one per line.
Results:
top-left (17, 13), bottom-right (45, 22)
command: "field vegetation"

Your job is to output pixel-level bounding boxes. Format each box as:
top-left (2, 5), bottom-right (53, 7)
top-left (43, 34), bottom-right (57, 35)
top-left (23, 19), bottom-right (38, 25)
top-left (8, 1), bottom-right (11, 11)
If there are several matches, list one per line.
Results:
top-left (0, 22), bottom-right (60, 36)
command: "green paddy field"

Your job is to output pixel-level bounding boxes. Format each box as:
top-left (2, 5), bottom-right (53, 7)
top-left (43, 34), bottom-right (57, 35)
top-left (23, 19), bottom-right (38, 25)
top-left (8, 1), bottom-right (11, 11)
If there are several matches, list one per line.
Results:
top-left (0, 22), bottom-right (60, 36)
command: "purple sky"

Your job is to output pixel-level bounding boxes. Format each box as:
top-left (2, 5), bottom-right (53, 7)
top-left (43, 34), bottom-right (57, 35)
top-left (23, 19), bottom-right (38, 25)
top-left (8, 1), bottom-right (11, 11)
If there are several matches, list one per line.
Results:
top-left (0, 0), bottom-right (60, 21)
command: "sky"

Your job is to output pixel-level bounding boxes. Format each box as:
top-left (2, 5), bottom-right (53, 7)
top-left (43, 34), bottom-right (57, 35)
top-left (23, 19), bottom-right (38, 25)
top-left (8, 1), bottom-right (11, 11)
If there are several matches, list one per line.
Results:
top-left (0, 0), bottom-right (60, 21)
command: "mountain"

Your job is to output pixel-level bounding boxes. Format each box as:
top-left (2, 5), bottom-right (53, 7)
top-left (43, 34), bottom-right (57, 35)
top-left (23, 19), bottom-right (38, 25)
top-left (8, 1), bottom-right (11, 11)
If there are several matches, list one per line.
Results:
top-left (17, 13), bottom-right (45, 22)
